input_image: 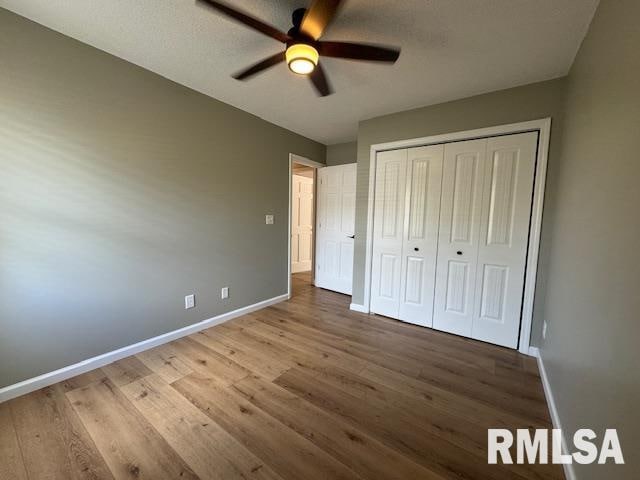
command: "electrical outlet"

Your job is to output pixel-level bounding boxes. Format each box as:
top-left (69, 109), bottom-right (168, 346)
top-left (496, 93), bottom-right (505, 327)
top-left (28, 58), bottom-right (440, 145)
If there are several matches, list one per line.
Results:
top-left (265, 214), bottom-right (274, 225)
top-left (221, 287), bottom-right (229, 299)
top-left (543, 321), bottom-right (548, 340)
top-left (185, 294), bottom-right (195, 310)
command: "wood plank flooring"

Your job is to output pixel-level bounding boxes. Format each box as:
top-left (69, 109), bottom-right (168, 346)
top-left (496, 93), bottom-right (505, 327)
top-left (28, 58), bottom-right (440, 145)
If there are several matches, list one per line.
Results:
top-left (0, 273), bottom-right (563, 480)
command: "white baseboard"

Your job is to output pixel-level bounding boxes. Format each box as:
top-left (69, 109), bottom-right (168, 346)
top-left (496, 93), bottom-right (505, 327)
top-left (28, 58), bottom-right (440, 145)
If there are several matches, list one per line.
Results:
top-left (349, 303), bottom-right (369, 313)
top-left (535, 348), bottom-right (576, 480)
top-left (0, 294), bottom-right (288, 403)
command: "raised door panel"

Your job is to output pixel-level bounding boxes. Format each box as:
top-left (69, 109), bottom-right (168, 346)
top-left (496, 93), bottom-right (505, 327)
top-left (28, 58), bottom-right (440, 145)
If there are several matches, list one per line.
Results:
top-left (370, 149), bottom-right (407, 319)
top-left (324, 194), bottom-right (339, 232)
top-left (486, 150), bottom-right (518, 246)
top-left (478, 264), bottom-right (508, 321)
top-left (378, 253), bottom-right (398, 299)
top-left (381, 161), bottom-right (403, 238)
top-left (403, 256), bottom-right (425, 304)
top-left (450, 152), bottom-right (481, 244)
top-left (432, 139), bottom-right (487, 337)
top-left (299, 194), bottom-right (314, 231)
top-left (471, 132), bottom-right (537, 348)
top-left (444, 260), bottom-right (470, 315)
top-left (398, 144), bottom-right (444, 327)
top-left (407, 157), bottom-right (431, 241)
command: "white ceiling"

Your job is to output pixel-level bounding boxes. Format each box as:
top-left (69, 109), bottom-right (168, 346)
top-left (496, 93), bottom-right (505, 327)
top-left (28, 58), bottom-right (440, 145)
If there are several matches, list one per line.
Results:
top-left (0, 0), bottom-right (598, 144)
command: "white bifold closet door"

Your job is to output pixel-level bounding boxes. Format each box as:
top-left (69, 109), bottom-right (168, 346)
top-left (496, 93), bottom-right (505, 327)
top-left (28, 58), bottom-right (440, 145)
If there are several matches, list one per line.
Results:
top-left (370, 131), bottom-right (537, 348)
top-left (433, 132), bottom-right (537, 348)
top-left (370, 145), bottom-right (444, 327)
top-left (315, 164), bottom-right (357, 295)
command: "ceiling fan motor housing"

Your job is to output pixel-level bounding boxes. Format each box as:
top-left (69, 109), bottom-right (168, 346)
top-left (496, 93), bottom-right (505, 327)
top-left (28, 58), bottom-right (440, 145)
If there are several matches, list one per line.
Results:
top-left (291, 7), bottom-right (307, 29)
top-left (198, 0), bottom-right (400, 96)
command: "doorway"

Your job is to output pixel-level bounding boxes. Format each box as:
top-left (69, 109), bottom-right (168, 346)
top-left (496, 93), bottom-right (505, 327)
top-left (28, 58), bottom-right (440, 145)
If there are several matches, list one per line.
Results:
top-left (288, 154), bottom-right (323, 298)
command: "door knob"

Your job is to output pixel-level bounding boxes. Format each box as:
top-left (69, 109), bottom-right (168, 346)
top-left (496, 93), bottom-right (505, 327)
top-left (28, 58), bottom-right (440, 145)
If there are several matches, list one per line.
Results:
top-left (456, 251), bottom-right (463, 255)
top-left (414, 247), bottom-right (419, 252)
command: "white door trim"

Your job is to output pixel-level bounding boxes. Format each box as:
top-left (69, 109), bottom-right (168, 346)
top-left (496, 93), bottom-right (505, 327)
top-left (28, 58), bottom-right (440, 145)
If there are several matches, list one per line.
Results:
top-left (360, 118), bottom-right (552, 355)
top-left (288, 153), bottom-right (324, 298)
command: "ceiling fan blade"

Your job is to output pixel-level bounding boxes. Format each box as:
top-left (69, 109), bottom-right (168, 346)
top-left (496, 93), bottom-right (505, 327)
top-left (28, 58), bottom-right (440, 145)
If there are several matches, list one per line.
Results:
top-left (317, 41), bottom-right (400, 62)
top-left (233, 52), bottom-right (286, 80)
top-left (309, 63), bottom-right (333, 97)
top-left (300, 0), bottom-right (344, 40)
top-left (196, 0), bottom-right (290, 43)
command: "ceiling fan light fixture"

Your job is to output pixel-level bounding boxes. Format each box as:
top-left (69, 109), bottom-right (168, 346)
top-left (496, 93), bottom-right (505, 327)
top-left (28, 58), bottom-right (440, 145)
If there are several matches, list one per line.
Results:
top-left (286, 43), bottom-right (319, 75)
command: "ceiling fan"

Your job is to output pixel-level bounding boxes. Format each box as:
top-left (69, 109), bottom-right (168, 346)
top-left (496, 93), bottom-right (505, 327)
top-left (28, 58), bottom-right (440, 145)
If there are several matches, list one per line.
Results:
top-left (196, 0), bottom-right (401, 96)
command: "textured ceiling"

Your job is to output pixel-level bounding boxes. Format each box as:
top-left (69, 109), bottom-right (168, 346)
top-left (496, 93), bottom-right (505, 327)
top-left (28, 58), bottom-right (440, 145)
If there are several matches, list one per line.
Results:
top-left (0, 0), bottom-right (598, 144)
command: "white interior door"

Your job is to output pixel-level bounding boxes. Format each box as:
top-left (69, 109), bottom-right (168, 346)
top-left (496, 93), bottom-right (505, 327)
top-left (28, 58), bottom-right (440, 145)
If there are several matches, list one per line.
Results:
top-left (291, 174), bottom-right (314, 273)
top-left (315, 164), bottom-right (357, 295)
top-left (433, 139), bottom-right (488, 337)
top-left (370, 149), bottom-right (408, 318)
top-left (471, 132), bottom-right (537, 348)
top-left (398, 145), bottom-right (444, 327)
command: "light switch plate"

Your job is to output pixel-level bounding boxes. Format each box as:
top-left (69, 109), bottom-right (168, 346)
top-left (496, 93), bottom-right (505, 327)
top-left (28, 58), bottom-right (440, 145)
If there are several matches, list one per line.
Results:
top-left (185, 294), bottom-right (195, 310)
top-left (265, 214), bottom-right (274, 225)
top-left (221, 287), bottom-right (229, 299)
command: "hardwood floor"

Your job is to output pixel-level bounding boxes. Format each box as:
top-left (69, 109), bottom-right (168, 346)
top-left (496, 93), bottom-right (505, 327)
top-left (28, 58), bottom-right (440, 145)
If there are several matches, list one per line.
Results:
top-left (0, 272), bottom-right (563, 480)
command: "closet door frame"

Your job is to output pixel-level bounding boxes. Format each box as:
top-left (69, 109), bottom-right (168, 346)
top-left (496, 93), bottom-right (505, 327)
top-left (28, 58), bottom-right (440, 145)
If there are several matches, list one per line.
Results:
top-left (357, 118), bottom-right (552, 356)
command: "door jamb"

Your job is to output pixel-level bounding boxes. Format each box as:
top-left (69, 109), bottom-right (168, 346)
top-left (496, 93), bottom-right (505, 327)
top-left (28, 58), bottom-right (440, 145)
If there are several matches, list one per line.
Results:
top-left (288, 153), bottom-right (324, 299)
top-left (357, 118), bottom-right (552, 355)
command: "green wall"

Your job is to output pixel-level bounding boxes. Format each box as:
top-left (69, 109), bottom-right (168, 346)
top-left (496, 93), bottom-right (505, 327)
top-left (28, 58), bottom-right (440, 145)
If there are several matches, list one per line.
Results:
top-left (540, 0), bottom-right (639, 477)
top-left (0, 9), bottom-right (324, 388)
top-left (351, 78), bottom-right (566, 346)
top-left (326, 141), bottom-right (357, 166)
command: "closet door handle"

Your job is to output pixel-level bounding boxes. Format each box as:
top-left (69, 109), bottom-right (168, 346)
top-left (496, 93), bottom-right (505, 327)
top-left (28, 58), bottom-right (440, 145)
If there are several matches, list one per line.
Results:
top-left (456, 251), bottom-right (463, 255)
top-left (347, 234), bottom-right (355, 239)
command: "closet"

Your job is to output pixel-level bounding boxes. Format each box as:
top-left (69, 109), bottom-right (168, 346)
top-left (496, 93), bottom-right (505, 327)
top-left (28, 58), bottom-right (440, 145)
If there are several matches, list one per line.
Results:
top-left (369, 132), bottom-right (538, 348)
